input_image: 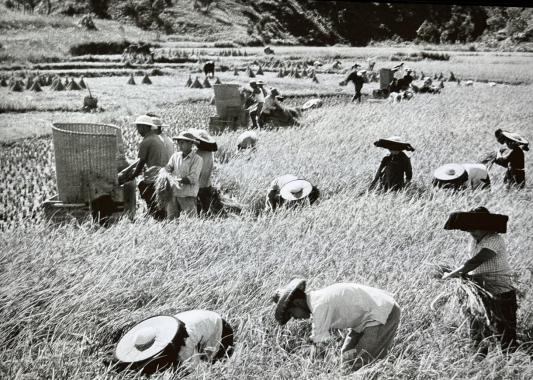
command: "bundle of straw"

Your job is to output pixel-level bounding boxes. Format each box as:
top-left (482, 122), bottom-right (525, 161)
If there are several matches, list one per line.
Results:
top-left (153, 169), bottom-right (181, 209)
top-left (431, 266), bottom-right (491, 328)
top-left (479, 151), bottom-right (497, 170)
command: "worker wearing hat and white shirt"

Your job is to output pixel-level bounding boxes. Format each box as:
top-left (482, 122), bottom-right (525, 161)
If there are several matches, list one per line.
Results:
top-left (248, 81), bottom-right (265, 128)
top-left (113, 310), bottom-right (234, 375)
top-left (165, 131), bottom-right (203, 218)
top-left (265, 174), bottom-right (320, 211)
top-left (271, 279), bottom-right (401, 373)
top-left (259, 87), bottom-right (282, 126)
top-left (119, 114), bottom-right (173, 220)
top-left (433, 163), bottom-right (491, 190)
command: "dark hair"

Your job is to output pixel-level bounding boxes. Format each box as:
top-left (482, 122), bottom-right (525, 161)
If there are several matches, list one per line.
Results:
top-left (291, 288), bottom-right (306, 303)
top-left (470, 206), bottom-right (490, 214)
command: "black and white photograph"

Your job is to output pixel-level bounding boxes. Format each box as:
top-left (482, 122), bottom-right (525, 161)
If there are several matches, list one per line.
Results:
top-left (1, 0), bottom-right (532, 378)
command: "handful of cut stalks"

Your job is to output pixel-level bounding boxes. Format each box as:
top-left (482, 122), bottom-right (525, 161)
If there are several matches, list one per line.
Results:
top-left (430, 265), bottom-right (491, 327)
top-left (154, 169), bottom-right (181, 209)
top-left (479, 151), bottom-right (497, 170)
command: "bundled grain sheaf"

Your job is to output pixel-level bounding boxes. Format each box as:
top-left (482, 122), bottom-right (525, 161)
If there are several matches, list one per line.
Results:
top-left (141, 73), bottom-right (152, 84)
top-left (127, 73), bottom-right (136, 85)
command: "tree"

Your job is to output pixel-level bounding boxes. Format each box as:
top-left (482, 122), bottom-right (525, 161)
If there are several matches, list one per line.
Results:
top-left (416, 19), bottom-right (441, 43)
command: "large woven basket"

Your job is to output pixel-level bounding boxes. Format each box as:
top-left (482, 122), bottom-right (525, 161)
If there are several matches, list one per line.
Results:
top-left (52, 123), bottom-right (122, 203)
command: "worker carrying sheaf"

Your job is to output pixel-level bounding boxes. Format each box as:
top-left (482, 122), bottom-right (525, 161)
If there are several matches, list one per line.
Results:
top-left (339, 63), bottom-right (367, 103)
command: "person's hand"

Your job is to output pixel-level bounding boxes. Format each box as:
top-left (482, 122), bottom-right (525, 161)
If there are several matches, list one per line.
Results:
top-left (441, 271), bottom-right (459, 280)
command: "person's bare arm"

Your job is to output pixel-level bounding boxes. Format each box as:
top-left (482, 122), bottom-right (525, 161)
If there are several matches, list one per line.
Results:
top-left (442, 248), bottom-right (496, 279)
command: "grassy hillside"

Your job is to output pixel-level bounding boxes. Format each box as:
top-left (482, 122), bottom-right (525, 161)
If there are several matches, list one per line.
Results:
top-left (1, 77), bottom-right (533, 378)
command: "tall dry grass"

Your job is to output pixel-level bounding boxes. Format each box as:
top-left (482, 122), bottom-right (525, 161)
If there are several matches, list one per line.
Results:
top-left (1, 80), bottom-right (533, 378)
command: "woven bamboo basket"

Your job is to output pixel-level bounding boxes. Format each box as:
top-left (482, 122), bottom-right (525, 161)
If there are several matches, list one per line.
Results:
top-left (52, 123), bottom-right (123, 203)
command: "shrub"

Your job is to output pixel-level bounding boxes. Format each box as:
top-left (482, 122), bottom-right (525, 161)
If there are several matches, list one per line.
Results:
top-left (214, 41), bottom-right (237, 48)
top-left (69, 40), bottom-right (131, 56)
top-left (420, 51), bottom-right (450, 61)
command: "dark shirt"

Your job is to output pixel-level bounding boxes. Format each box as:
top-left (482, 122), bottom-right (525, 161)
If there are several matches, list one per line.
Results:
top-left (344, 71), bottom-right (364, 91)
top-left (495, 147), bottom-right (525, 171)
top-left (397, 74), bottom-right (413, 91)
top-left (376, 152), bottom-right (413, 190)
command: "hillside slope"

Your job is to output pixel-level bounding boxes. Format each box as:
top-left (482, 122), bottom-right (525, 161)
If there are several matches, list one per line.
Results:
top-left (6, 0), bottom-right (533, 46)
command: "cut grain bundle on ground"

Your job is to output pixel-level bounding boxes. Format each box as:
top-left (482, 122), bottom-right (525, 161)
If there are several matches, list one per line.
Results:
top-left (190, 76), bottom-right (203, 88)
top-left (142, 73), bottom-right (152, 84)
top-left (127, 74), bottom-right (136, 85)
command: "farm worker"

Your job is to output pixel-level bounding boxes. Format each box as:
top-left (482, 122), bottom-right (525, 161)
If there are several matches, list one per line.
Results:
top-left (339, 69), bottom-right (366, 103)
top-left (369, 136), bottom-right (414, 191)
top-left (441, 207), bottom-right (517, 351)
top-left (494, 129), bottom-right (528, 189)
top-left (265, 175), bottom-right (320, 211)
top-left (397, 68), bottom-right (414, 91)
top-left (237, 130), bottom-right (258, 151)
top-left (165, 131), bottom-right (203, 219)
top-left (114, 310), bottom-right (234, 375)
top-left (432, 163), bottom-right (491, 190)
top-left (187, 128), bottom-right (217, 215)
top-left (259, 88), bottom-right (283, 126)
top-left (271, 279), bottom-right (401, 372)
top-left (256, 80), bottom-right (268, 97)
top-left (247, 81), bottom-right (265, 128)
top-left (119, 114), bottom-right (173, 220)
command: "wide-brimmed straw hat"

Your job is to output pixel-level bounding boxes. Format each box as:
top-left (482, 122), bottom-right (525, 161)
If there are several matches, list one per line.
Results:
top-left (374, 136), bottom-right (415, 152)
top-left (173, 131), bottom-right (200, 145)
top-left (114, 315), bottom-right (188, 375)
top-left (280, 179), bottom-right (313, 201)
top-left (134, 115), bottom-right (164, 130)
top-left (433, 164), bottom-right (468, 183)
top-left (187, 128), bottom-right (217, 151)
top-left (495, 128), bottom-right (529, 149)
top-left (272, 278), bottom-right (307, 325)
top-left (256, 80), bottom-right (265, 85)
top-left (444, 207), bottom-right (508, 233)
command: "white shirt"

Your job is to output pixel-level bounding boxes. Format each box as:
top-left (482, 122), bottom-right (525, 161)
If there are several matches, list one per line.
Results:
top-left (165, 151), bottom-right (203, 197)
top-left (307, 283), bottom-right (396, 343)
top-left (174, 310), bottom-right (223, 365)
top-left (462, 163), bottom-right (489, 189)
top-left (253, 90), bottom-right (265, 103)
top-left (262, 95), bottom-right (281, 113)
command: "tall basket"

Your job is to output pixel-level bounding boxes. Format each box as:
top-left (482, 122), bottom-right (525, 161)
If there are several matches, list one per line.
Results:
top-left (52, 123), bottom-right (122, 203)
top-left (213, 84), bottom-right (242, 119)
